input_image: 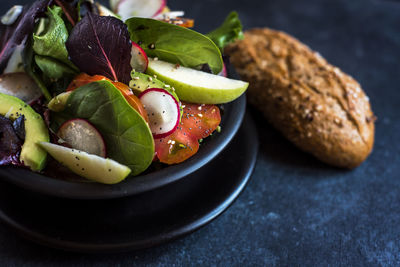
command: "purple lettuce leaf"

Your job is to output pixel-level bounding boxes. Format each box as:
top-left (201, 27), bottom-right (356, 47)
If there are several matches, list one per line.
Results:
top-left (66, 13), bottom-right (132, 84)
top-left (0, 116), bottom-right (23, 166)
top-left (0, 0), bottom-right (50, 74)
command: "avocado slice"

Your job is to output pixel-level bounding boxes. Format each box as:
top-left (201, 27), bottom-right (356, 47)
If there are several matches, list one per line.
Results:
top-left (0, 93), bottom-right (49, 171)
top-left (47, 91), bottom-right (71, 112)
top-left (129, 71), bottom-right (180, 100)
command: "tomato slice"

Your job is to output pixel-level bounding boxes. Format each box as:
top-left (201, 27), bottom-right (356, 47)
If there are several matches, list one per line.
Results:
top-left (155, 102), bottom-right (221, 164)
top-left (67, 73), bottom-right (108, 92)
top-left (155, 124), bottom-right (199, 164)
top-left (180, 103), bottom-right (221, 140)
top-left (66, 74), bottom-right (148, 122)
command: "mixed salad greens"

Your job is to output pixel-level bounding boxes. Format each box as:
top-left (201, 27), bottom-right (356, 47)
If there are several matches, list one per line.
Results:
top-left (0, 0), bottom-right (248, 184)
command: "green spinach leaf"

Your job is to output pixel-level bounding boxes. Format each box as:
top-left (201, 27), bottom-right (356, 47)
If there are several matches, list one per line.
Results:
top-left (63, 81), bottom-right (155, 176)
top-left (126, 18), bottom-right (223, 74)
top-left (33, 6), bottom-right (78, 76)
top-left (206, 11), bottom-right (244, 52)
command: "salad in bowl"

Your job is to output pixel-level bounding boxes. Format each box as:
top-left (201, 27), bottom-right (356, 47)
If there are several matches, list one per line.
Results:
top-left (0, 0), bottom-right (248, 185)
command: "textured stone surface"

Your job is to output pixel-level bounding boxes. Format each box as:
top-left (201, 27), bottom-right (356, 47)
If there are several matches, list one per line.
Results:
top-left (1, 0), bottom-right (400, 265)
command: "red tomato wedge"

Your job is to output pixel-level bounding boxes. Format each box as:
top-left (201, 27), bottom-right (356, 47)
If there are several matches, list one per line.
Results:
top-left (66, 73), bottom-right (149, 122)
top-left (180, 103), bottom-right (221, 140)
top-left (154, 125), bottom-right (199, 165)
top-left (155, 102), bottom-right (221, 164)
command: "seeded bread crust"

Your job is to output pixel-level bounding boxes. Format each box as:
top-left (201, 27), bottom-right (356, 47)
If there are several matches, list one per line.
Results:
top-left (225, 28), bottom-right (375, 168)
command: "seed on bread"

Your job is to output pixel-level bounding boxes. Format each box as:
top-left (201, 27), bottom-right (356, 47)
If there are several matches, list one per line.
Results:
top-left (225, 28), bottom-right (375, 168)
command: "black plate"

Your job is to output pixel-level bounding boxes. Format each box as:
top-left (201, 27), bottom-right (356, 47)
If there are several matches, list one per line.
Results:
top-left (0, 112), bottom-right (258, 253)
top-left (0, 93), bottom-right (245, 200)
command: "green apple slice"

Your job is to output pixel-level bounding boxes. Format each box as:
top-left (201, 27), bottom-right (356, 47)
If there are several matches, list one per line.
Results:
top-left (39, 142), bottom-right (131, 184)
top-left (146, 58), bottom-right (248, 104)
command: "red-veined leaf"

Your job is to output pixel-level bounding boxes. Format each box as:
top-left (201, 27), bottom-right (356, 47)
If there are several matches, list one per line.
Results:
top-left (66, 13), bottom-right (132, 84)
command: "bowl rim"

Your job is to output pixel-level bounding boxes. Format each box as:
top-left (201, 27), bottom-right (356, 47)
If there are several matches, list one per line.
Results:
top-left (0, 95), bottom-right (246, 200)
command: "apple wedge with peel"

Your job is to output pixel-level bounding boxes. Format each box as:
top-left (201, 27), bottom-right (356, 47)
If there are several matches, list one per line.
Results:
top-left (39, 142), bottom-right (131, 184)
top-left (146, 58), bottom-right (248, 104)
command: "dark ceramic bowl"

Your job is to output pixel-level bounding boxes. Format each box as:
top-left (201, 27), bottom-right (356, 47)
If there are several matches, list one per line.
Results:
top-left (0, 94), bottom-right (246, 200)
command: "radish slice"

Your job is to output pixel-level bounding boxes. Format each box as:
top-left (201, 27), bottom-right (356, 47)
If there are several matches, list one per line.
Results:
top-left (218, 63), bottom-right (227, 77)
top-left (116, 0), bottom-right (166, 21)
top-left (57, 119), bottom-right (107, 158)
top-left (139, 88), bottom-right (180, 139)
top-left (0, 72), bottom-right (42, 103)
top-left (130, 42), bottom-right (148, 72)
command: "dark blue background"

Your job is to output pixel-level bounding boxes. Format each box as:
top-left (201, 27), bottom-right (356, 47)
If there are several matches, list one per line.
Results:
top-left (1, 0), bottom-right (400, 265)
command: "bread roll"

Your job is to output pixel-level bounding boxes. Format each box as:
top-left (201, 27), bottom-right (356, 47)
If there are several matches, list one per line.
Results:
top-left (225, 28), bottom-right (375, 168)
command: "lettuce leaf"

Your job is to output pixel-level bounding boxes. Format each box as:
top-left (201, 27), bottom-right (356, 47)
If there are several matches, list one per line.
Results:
top-left (206, 11), bottom-right (244, 52)
top-left (23, 5), bottom-right (80, 100)
top-left (33, 6), bottom-right (79, 79)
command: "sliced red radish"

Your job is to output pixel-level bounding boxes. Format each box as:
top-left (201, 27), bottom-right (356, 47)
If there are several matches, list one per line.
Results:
top-left (57, 119), bottom-right (107, 158)
top-left (218, 63), bottom-right (227, 77)
top-left (130, 42), bottom-right (148, 73)
top-left (0, 72), bottom-right (42, 104)
top-left (139, 88), bottom-right (180, 139)
top-left (116, 0), bottom-right (166, 21)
